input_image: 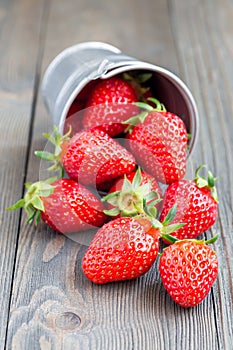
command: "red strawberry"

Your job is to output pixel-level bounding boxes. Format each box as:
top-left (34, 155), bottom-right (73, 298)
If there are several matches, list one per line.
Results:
top-left (160, 165), bottom-right (218, 241)
top-left (159, 235), bottom-right (218, 307)
top-left (102, 167), bottom-right (162, 218)
top-left (66, 99), bottom-right (85, 119)
top-left (65, 80), bottom-right (99, 135)
top-left (82, 206), bottom-right (184, 284)
top-left (125, 98), bottom-right (188, 184)
top-left (7, 178), bottom-right (108, 234)
top-left (66, 80), bottom-right (99, 119)
top-left (82, 77), bottom-right (139, 136)
top-left (35, 127), bottom-right (136, 190)
top-left (82, 217), bottom-right (160, 284)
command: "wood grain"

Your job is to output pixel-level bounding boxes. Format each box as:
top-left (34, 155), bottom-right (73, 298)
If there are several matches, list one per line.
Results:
top-left (169, 0), bottom-right (233, 346)
top-left (1, 0), bottom-right (233, 349)
top-left (0, 0), bottom-right (48, 348)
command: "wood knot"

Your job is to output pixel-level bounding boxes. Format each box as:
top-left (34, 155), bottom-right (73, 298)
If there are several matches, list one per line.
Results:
top-left (55, 312), bottom-right (81, 330)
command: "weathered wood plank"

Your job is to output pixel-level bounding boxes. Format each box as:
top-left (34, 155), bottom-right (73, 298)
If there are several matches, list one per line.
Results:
top-left (4, 0), bottom-right (233, 349)
top-left (0, 0), bottom-right (48, 348)
top-left (5, 0), bottom-right (187, 348)
top-left (169, 0), bottom-right (233, 347)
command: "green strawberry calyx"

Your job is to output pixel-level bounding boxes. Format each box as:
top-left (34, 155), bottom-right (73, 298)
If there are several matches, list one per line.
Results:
top-left (160, 233), bottom-right (219, 245)
top-left (122, 72), bottom-right (152, 102)
top-left (102, 168), bottom-right (185, 235)
top-left (194, 165), bottom-right (219, 203)
top-left (34, 126), bottom-right (72, 177)
top-left (122, 97), bottom-right (166, 133)
top-left (148, 204), bottom-right (186, 235)
top-left (7, 177), bottom-right (57, 224)
top-left (101, 167), bottom-right (161, 217)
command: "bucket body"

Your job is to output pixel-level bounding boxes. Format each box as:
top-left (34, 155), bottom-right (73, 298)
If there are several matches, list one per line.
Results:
top-left (41, 41), bottom-right (199, 155)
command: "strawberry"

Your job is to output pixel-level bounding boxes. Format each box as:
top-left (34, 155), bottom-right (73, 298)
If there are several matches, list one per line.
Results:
top-left (35, 127), bottom-right (136, 190)
top-left (82, 208), bottom-right (184, 284)
top-left (82, 76), bottom-right (139, 136)
top-left (82, 217), bottom-right (160, 284)
top-left (66, 99), bottom-right (86, 119)
top-left (7, 178), bottom-right (108, 234)
top-left (125, 98), bottom-right (188, 184)
top-left (102, 167), bottom-right (162, 218)
top-left (159, 234), bottom-right (218, 307)
top-left (65, 80), bottom-right (99, 135)
top-left (160, 165), bottom-right (218, 241)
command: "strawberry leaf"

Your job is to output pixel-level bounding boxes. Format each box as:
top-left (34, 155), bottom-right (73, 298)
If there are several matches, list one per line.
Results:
top-left (147, 206), bottom-right (157, 218)
top-left (44, 177), bottom-right (58, 184)
top-left (160, 233), bottom-right (179, 243)
top-left (136, 182), bottom-right (151, 197)
top-left (34, 126), bottom-right (71, 177)
top-left (162, 205), bottom-right (177, 226)
top-left (122, 176), bottom-right (133, 191)
top-left (37, 185), bottom-right (55, 198)
top-left (145, 190), bottom-right (161, 204)
top-left (146, 97), bottom-right (166, 111)
top-left (208, 171), bottom-right (215, 187)
top-left (162, 223), bottom-right (186, 235)
top-left (35, 210), bottom-right (41, 225)
top-left (7, 178), bottom-right (57, 225)
top-left (7, 198), bottom-right (25, 211)
top-left (25, 205), bottom-right (36, 221)
top-left (103, 208), bottom-right (120, 217)
top-left (196, 177), bottom-right (207, 188)
top-left (131, 167), bottom-right (142, 189)
top-left (205, 234), bottom-right (219, 244)
top-left (34, 151), bottom-right (55, 161)
top-left (137, 73), bottom-right (152, 83)
top-left (122, 111), bottom-right (148, 127)
top-left (211, 186), bottom-right (219, 203)
top-left (151, 218), bottom-right (163, 229)
top-left (101, 191), bottom-right (120, 205)
top-left (26, 209), bottom-right (37, 224)
top-left (195, 164), bottom-right (219, 202)
top-left (25, 182), bottom-right (33, 189)
top-left (30, 196), bottom-right (45, 212)
top-left (134, 102), bottom-right (154, 111)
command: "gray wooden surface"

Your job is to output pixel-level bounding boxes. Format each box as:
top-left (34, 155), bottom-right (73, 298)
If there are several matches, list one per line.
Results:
top-left (1, 0), bottom-right (233, 349)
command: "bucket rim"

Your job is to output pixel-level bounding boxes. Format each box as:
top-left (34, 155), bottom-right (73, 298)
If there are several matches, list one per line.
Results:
top-left (42, 41), bottom-right (122, 100)
top-left (58, 61), bottom-right (199, 156)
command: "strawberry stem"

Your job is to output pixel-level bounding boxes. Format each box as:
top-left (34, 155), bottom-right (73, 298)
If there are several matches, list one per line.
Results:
top-left (146, 97), bottom-right (166, 112)
top-left (194, 165), bottom-right (219, 203)
top-left (122, 72), bottom-right (152, 103)
top-left (160, 233), bottom-right (219, 245)
top-left (205, 234), bottom-right (219, 245)
top-left (157, 205), bottom-right (186, 234)
top-left (160, 233), bottom-right (179, 243)
top-left (34, 126), bottom-right (71, 177)
top-left (7, 177), bottom-right (57, 224)
top-left (102, 167), bottom-right (161, 218)
top-left (122, 98), bottom-right (166, 133)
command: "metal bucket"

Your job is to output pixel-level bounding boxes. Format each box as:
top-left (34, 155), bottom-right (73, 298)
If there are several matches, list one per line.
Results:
top-left (41, 41), bottom-right (199, 155)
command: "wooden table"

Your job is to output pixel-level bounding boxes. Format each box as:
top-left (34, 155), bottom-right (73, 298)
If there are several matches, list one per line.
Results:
top-left (1, 0), bottom-right (233, 349)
